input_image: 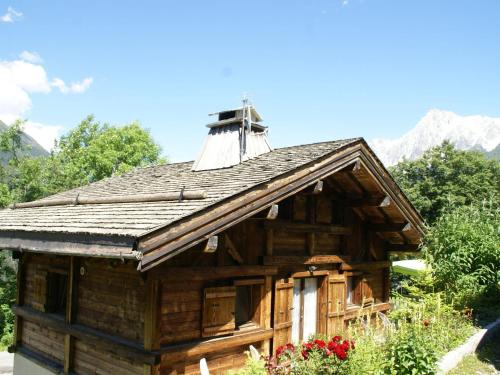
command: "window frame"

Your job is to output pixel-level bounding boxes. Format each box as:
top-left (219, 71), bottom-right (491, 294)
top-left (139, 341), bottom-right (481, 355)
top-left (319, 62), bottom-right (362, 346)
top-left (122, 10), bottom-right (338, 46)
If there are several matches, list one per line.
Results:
top-left (45, 270), bottom-right (68, 317)
top-left (201, 278), bottom-right (265, 338)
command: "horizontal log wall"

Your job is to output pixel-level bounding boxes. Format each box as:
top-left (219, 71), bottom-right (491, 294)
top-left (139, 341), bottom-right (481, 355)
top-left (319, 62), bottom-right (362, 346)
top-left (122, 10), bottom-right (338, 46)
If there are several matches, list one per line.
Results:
top-left (76, 258), bottom-right (146, 342)
top-left (73, 339), bottom-right (143, 375)
top-left (21, 319), bottom-right (65, 367)
top-left (161, 342), bottom-right (262, 375)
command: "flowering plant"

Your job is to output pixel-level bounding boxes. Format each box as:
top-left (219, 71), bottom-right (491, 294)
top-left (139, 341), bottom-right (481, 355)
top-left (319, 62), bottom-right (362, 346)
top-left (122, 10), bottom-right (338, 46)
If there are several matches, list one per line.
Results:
top-left (268, 335), bottom-right (355, 374)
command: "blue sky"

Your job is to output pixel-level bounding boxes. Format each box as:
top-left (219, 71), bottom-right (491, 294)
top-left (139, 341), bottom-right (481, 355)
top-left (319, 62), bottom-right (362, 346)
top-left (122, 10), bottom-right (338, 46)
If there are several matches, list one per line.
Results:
top-left (1, 0), bottom-right (499, 161)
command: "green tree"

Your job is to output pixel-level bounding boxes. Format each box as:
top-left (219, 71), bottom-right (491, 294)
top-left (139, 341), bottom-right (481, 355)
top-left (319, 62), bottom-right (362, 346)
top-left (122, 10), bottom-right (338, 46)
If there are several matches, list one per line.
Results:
top-left (4, 115), bottom-right (165, 203)
top-left (49, 115), bottom-right (164, 191)
top-left (390, 141), bottom-right (500, 223)
top-left (0, 120), bottom-right (24, 166)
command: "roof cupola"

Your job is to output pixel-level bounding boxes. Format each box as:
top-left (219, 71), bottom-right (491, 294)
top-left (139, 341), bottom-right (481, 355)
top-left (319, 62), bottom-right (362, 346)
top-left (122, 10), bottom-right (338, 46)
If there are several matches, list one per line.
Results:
top-left (192, 99), bottom-right (272, 171)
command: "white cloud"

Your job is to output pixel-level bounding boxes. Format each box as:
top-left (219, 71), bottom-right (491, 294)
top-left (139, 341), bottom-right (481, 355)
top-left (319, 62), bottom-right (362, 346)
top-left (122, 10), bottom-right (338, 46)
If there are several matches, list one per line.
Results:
top-left (51, 77), bottom-right (93, 94)
top-left (23, 121), bottom-right (63, 151)
top-left (0, 6), bottom-right (22, 23)
top-left (0, 54), bottom-right (93, 150)
top-left (342, 0), bottom-right (349, 6)
top-left (19, 51), bottom-right (43, 64)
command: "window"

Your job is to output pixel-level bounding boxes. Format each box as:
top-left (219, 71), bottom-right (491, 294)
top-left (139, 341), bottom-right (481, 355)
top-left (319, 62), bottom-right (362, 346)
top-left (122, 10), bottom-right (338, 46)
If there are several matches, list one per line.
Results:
top-left (346, 275), bottom-right (374, 307)
top-left (45, 272), bottom-right (68, 315)
top-left (346, 277), bottom-right (354, 305)
top-left (346, 275), bottom-right (361, 307)
top-left (202, 279), bottom-right (264, 337)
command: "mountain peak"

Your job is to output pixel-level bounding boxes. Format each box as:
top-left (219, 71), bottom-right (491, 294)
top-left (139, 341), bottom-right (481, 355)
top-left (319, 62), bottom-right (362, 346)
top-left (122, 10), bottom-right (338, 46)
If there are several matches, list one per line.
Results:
top-left (370, 109), bottom-right (500, 166)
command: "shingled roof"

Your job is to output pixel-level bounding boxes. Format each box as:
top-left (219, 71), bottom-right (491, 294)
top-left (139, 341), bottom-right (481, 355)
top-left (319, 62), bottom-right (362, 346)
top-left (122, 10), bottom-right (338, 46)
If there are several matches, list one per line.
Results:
top-left (0, 138), bottom-right (360, 238)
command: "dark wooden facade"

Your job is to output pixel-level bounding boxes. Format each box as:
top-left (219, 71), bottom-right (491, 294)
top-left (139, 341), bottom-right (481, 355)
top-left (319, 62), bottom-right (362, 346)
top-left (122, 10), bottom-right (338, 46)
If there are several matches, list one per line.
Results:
top-left (7, 140), bottom-right (424, 375)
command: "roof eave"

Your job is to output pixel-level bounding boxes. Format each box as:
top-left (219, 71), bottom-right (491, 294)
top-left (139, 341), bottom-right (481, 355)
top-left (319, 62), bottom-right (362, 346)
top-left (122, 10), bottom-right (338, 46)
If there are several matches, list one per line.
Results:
top-left (136, 139), bottom-right (425, 272)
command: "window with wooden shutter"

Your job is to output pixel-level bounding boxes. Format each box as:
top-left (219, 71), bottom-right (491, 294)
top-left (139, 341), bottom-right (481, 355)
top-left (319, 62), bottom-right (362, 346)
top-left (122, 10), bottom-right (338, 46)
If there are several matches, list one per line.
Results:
top-left (202, 286), bottom-right (236, 337)
top-left (327, 274), bottom-right (346, 336)
top-left (273, 278), bottom-right (294, 350)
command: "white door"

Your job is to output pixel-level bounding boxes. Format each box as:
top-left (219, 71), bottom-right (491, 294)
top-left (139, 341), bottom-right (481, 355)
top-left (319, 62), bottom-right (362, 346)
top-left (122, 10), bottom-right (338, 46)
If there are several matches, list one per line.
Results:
top-left (291, 278), bottom-right (318, 342)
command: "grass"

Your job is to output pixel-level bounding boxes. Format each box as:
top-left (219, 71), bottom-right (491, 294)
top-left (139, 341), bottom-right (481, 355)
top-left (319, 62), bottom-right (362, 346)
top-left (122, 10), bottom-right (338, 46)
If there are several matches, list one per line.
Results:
top-left (449, 334), bottom-right (500, 375)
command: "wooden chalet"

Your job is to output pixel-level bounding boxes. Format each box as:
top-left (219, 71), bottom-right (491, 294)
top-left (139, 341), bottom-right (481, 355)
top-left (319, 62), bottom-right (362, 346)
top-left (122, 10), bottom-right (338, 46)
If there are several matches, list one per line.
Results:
top-left (0, 105), bottom-right (424, 375)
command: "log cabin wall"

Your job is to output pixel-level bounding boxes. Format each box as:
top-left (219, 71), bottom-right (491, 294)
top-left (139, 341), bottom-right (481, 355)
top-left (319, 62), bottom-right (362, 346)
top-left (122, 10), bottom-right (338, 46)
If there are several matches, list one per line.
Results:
top-left (20, 254), bottom-right (69, 368)
top-left (153, 182), bottom-right (393, 375)
top-left (16, 253), bottom-right (146, 375)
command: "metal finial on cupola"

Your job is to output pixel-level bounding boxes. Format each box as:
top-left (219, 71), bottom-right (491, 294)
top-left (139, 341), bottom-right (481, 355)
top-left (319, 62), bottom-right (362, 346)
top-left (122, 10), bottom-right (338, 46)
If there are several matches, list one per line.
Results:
top-left (192, 98), bottom-right (272, 171)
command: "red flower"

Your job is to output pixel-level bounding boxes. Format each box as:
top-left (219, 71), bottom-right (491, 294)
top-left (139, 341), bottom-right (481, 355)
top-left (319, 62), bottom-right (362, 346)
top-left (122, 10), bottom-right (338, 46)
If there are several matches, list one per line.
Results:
top-left (325, 349), bottom-right (332, 356)
top-left (341, 340), bottom-right (350, 351)
top-left (327, 340), bottom-right (338, 351)
top-left (332, 335), bottom-right (342, 342)
top-left (286, 343), bottom-right (295, 351)
top-left (276, 345), bottom-right (285, 357)
top-left (335, 347), bottom-right (347, 360)
top-left (314, 339), bottom-right (326, 349)
top-left (301, 350), bottom-right (309, 359)
top-left (423, 319), bottom-right (430, 327)
top-left (303, 342), bottom-right (313, 351)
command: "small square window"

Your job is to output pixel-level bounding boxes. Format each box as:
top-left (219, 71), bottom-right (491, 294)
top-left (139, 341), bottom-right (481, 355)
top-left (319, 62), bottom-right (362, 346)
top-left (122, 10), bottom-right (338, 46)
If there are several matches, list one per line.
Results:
top-left (46, 272), bottom-right (67, 316)
top-left (235, 284), bottom-right (260, 329)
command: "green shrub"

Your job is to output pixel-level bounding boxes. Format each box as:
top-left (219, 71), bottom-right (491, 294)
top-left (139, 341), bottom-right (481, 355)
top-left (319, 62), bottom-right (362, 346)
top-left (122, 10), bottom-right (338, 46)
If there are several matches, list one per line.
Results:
top-left (423, 201), bottom-right (500, 309)
top-left (382, 323), bottom-right (437, 375)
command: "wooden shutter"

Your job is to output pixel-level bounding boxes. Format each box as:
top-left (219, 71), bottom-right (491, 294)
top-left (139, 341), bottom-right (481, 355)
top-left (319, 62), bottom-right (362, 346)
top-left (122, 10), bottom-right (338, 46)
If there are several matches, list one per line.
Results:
top-left (202, 286), bottom-right (236, 337)
top-left (34, 270), bottom-right (47, 312)
top-left (361, 277), bottom-right (374, 306)
top-left (273, 278), bottom-right (294, 349)
top-left (327, 274), bottom-right (346, 336)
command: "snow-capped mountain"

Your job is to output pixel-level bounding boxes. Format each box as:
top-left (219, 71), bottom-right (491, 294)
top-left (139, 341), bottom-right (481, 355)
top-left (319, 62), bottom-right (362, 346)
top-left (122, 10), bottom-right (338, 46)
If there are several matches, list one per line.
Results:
top-left (370, 109), bottom-right (500, 166)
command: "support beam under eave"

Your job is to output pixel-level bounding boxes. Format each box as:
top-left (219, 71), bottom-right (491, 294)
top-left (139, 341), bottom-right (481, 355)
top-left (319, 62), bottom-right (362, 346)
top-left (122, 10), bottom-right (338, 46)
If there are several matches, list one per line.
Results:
top-left (266, 204), bottom-right (279, 220)
top-left (203, 236), bottom-right (218, 253)
top-left (368, 222), bottom-right (412, 232)
top-left (347, 195), bottom-right (391, 208)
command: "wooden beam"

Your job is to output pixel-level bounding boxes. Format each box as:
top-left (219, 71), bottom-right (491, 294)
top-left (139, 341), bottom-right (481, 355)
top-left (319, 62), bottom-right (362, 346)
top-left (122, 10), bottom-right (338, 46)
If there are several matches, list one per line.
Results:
top-left (261, 276), bottom-right (273, 356)
top-left (368, 222), bottom-right (412, 232)
top-left (266, 204), bottom-right (279, 220)
top-left (159, 328), bottom-right (274, 361)
top-left (263, 221), bottom-right (352, 235)
top-left (262, 255), bottom-right (350, 266)
top-left (347, 196), bottom-right (391, 208)
top-left (63, 256), bottom-right (78, 373)
top-left (343, 302), bottom-right (392, 319)
top-left (12, 305), bottom-right (159, 365)
top-left (387, 243), bottom-right (420, 252)
top-left (340, 260), bottom-right (391, 271)
top-left (225, 234), bottom-right (244, 264)
top-left (203, 236), bottom-right (218, 253)
top-left (307, 195), bottom-right (316, 255)
top-left (313, 180), bottom-right (324, 194)
top-left (150, 265), bottom-right (278, 280)
top-left (13, 253), bottom-right (25, 349)
top-left (144, 275), bottom-right (161, 375)
top-left (338, 159), bottom-right (361, 173)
